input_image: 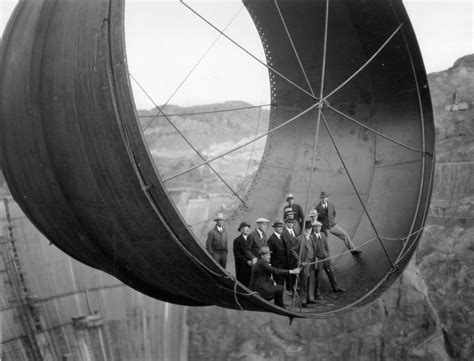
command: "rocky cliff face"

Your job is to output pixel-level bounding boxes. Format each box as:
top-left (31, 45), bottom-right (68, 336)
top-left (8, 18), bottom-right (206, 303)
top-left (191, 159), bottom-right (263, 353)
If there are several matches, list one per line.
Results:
top-left (186, 55), bottom-right (474, 360)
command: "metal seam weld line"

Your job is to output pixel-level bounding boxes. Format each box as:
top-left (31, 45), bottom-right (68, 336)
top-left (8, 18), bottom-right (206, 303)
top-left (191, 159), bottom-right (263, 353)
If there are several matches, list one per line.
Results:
top-left (326, 103), bottom-right (426, 154)
top-left (292, 0), bottom-right (330, 311)
top-left (320, 111), bottom-right (395, 267)
top-left (273, 0), bottom-right (315, 95)
top-left (323, 23), bottom-right (404, 101)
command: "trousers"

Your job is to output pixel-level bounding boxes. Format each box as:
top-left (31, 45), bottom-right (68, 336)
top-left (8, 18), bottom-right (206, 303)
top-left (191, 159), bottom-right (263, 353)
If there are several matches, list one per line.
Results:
top-left (329, 224), bottom-right (356, 250)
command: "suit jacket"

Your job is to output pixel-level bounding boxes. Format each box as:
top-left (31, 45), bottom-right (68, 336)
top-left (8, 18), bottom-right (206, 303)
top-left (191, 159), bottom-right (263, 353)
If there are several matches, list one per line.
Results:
top-left (249, 229), bottom-right (267, 257)
top-left (267, 233), bottom-right (292, 269)
top-left (293, 233), bottom-right (317, 263)
top-left (282, 228), bottom-right (298, 266)
top-left (313, 232), bottom-right (330, 260)
top-left (249, 258), bottom-right (289, 299)
top-left (283, 203), bottom-right (305, 228)
top-left (233, 234), bottom-right (254, 266)
top-left (206, 227), bottom-right (228, 252)
top-left (315, 201), bottom-right (337, 229)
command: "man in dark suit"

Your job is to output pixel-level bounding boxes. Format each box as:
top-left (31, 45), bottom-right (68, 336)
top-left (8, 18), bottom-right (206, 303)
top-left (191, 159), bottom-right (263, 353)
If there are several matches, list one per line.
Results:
top-left (249, 246), bottom-right (300, 308)
top-left (283, 209), bottom-right (302, 236)
top-left (292, 221), bottom-right (318, 307)
top-left (315, 191), bottom-right (362, 255)
top-left (249, 217), bottom-right (269, 256)
top-left (308, 209), bottom-right (328, 237)
top-left (233, 222), bottom-right (256, 287)
top-left (282, 218), bottom-right (298, 295)
top-left (283, 193), bottom-right (305, 231)
top-left (267, 220), bottom-right (293, 288)
top-left (312, 221), bottom-right (345, 298)
top-left (205, 213), bottom-right (229, 268)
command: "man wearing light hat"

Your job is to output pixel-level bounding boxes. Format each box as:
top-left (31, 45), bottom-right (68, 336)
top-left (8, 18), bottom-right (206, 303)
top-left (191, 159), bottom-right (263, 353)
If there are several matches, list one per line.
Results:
top-left (249, 246), bottom-right (300, 308)
top-left (282, 217), bottom-right (298, 295)
top-left (283, 193), bottom-right (305, 231)
top-left (284, 208), bottom-right (302, 236)
top-left (206, 213), bottom-right (229, 268)
top-left (308, 209), bottom-right (327, 236)
top-left (249, 217), bottom-right (269, 256)
top-left (233, 221), bottom-right (255, 287)
top-left (315, 191), bottom-right (362, 256)
top-left (312, 220), bottom-right (345, 298)
top-left (267, 220), bottom-right (293, 288)
top-left (293, 220), bottom-right (318, 307)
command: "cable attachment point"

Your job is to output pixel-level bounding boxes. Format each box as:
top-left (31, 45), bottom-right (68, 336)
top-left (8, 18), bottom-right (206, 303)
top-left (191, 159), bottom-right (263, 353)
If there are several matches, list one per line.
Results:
top-left (388, 264), bottom-right (399, 275)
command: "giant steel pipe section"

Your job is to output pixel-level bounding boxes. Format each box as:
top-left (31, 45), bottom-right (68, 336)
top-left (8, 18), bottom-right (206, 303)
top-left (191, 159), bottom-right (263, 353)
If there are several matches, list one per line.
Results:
top-left (0, 0), bottom-right (434, 317)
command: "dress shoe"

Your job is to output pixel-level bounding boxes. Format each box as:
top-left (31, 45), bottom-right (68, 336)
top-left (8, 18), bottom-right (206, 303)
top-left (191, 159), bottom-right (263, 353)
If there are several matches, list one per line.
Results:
top-left (302, 303), bottom-right (308, 308)
top-left (334, 288), bottom-right (346, 293)
top-left (351, 249), bottom-right (362, 255)
top-left (307, 300), bottom-right (317, 304)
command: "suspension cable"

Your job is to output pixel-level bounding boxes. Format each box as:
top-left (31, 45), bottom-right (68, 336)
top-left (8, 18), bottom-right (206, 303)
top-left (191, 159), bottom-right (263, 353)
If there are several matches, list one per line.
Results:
top-left (323, 23), bottom-right (403, 101)
top-left (142, 5), bottom-right (245, 132)
top-left (292, 0), bottom-right (330, 311)
top-left (140, 103), bottom-right (272, 119)
top-left (273, 0), bottom-right (315, 95)
top-left (180, 0), bottom-right (318, 101)
top-left (302, 0), bottom-right (329, 217)
top-left (164, 101), bottom-right (320, 182)
top-left (326, 103), bottom-right (427, 154)
top-left (130, 73), bottom-right (247, 206)
top-left (243, 101), bottom-right (263, 182)
top-left (320, 111), bottom-right (395, 267)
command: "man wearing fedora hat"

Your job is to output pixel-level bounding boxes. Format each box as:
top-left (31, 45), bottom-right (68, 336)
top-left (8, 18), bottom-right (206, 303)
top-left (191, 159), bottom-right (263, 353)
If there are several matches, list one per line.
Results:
top-left (292, 220), bottom-right (318, 307)
top-left (283, 193), bottom-right (305, 231)
top-left (267, 220), bottom-right (293, 289)
top-left (315, 191), bottom-right (362, 255)
top-left (282, 217), bottom-right (299, 295)
top-left (249, 217), bottom-right (269, 256)
top-left (206, 213), bottom-right (229, 268)
top-left (308, 209), bottom-right (328, 237)
top-left (312, 220), bottom-right (345, 298)
top-left (233, 221), bottom-right (256, 287)
top-left (249, 246), bottom-right (300, 308)
top-left (283, 209), bottom-right (301, 236)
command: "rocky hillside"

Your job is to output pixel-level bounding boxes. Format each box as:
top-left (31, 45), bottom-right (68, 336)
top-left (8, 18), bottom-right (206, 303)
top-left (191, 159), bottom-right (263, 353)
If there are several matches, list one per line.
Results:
top-left (139, 101), bottom-right (270, 195)
top-left (185, 55), bottom-right (474, 360)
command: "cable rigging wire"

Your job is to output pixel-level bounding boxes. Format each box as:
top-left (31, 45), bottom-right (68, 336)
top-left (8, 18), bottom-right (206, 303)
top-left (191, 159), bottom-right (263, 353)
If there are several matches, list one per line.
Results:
top-left (140, 103), bottom-right (272, 119)
top-left (320, 111), bottom-right (395, 267)
top-left (180, 0), bottom-right (318, 101)
top-left (163, 101), bottom-right (321, 182)
top-left (272, 0), bottom-right (329, 311)
top-left (130, 73), bottom-right (248, 207)
top-left (142, 4), bottom-right (246, 132)
top-left (131, 1), bottom-right (429, 314)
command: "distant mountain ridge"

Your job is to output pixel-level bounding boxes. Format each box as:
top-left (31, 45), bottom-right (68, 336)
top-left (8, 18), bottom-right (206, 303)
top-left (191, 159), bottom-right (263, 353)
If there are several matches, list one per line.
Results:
top-left (139, 100), bottom-right (270, 154)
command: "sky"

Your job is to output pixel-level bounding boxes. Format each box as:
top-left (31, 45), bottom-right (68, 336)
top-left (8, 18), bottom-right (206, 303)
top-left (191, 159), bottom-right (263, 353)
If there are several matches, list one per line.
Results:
top-left (0, 0), bottom-right (472, 109)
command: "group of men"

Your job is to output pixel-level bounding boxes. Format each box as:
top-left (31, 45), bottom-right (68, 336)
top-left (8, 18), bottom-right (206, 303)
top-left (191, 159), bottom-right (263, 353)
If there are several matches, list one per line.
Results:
top-left (205, 192), bottom-right (362, 308)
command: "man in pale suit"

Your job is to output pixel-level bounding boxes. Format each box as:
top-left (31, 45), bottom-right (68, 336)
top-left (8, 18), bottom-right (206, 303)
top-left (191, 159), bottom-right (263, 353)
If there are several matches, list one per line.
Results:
top-left (249, 217), bottom-right (269, 257)
top-left (312, 221), bottom-right (345, 298)
top-left (292, 221), bottom-right (318, 307)
top-left (315, 191), bottom-right (362, 256)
